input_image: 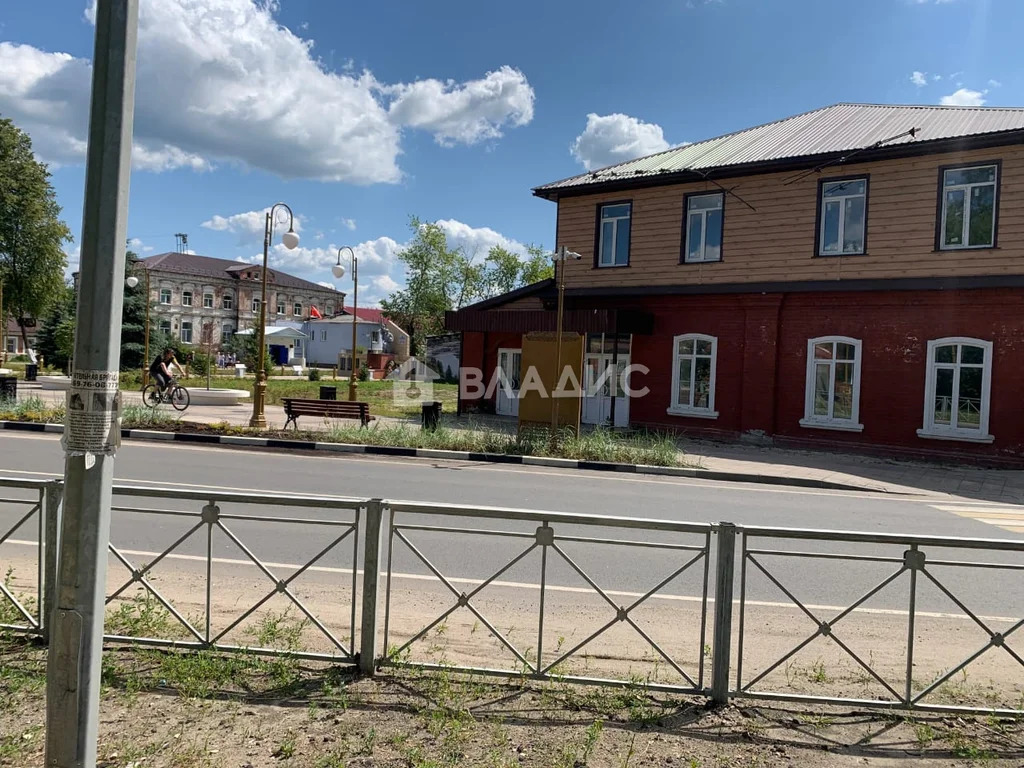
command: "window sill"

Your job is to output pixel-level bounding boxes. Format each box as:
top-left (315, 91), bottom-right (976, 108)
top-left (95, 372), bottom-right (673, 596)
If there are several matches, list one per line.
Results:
top-left (916, 429), bottom-right (994, 444)
top-left (594, 264), bottom-right (631, 269)
top-left (933, 246), bottom-right (999, 253)
top-left (814, 252), bottom-right (868, 258)
top-left (666, 407), bottom-right (719, 420)
top-left (680, 258), bottom-right (722, 265)
top-left (799, 419), bottom-right (864, 433)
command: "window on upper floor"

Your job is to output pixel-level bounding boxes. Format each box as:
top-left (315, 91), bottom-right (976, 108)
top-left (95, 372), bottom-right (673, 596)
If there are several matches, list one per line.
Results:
top-left (817, 178), bottom-right (867, 256)
top-left (203, 293), bottom-right (214, 309)
top-left (668, 334), bottom-right (717, 418)
top-left (180, 321), bottom-right (193, 344)
top-left (252, 297), bottom-right (261, 313)
top-left (918, 338), bottom-right (993, 442)
top-left (939, 164), bottom-right (998, 250)
top-left (596, 203), bottom-right (631, 267)
top-left (159, 288), bottom-right (172, 304)
top-left (801, 337), bottom-right (863, 431)
top-left (294, 302), bottom-right (302, 316)
top-left (277, 300), bottom-right (286, 315)
top-left (181, 290), bottom-right (193, 307)
top-left (222, 293), bottom-right (234, 310)
top-left (159, 320), bottom-right (171, 335)
top-left (683, 193), bottom-right (723, 263)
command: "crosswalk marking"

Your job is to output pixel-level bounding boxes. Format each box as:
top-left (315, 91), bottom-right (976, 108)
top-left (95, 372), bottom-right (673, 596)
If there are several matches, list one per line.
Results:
top-left (932, 503), bottom-right (1024, 535)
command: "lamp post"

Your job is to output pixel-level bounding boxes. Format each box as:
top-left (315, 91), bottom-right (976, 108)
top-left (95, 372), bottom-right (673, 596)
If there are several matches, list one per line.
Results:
top-left (332, 246), bottom-right (358, 401)
top-left (125, 266), bottom-right (150, 386)
top-left (250, 203), bottom-right (300, 428)
top-left (550, 246), bottom-right (582, 442)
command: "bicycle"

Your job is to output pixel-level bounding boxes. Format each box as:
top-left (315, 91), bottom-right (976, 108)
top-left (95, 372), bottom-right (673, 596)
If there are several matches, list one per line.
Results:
top-left (141, 378), bottom-right (190, 411)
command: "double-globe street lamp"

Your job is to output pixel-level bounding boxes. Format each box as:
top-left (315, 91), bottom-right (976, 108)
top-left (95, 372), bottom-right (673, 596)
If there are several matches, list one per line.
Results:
top-left (124, 267), bottom-right (151, 386)
top-left (332, 246), bottom-right (358, 401)
top-left (250, 202), bottom-right (300, 428)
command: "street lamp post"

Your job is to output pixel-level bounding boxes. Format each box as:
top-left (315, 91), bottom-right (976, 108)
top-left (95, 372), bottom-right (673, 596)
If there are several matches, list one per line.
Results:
top-left (332, 246), bottom-right (358, 401)
top-left (125, 266), bottom-right (150, 386)
top-left (550, 246), bottom-right (582, 442)
top-left (249, 203), bottom-right (300, 428)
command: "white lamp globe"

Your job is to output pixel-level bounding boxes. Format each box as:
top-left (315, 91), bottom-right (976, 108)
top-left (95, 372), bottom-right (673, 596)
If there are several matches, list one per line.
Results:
top-left (125, 276), bottom-right (139, 288)
top-left (332, 264), bottom-right (346, 279)
top-left (281, 229), bottom-right (300, 250)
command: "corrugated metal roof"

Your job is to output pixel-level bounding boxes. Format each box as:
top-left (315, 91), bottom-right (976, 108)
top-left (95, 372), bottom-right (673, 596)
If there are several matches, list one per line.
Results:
top-left (535, 103), bottom-right (1024, 194)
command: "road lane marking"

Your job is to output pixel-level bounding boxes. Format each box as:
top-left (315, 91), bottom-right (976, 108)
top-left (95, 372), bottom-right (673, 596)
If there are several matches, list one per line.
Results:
top-left (932, 503), bottom-right (1024, 535)
top-left (2, 538), bottom-right (1018, 624)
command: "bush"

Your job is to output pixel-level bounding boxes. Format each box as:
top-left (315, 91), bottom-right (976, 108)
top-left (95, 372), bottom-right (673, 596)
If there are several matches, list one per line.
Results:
top-left (357, 364), bottom-right (370, 382)
top-left (188, 350), bottom-right (212, 377)
top-left (120, 370), bottom-right (142, 390)
top-left (308, 367), bottom-right (322, 381)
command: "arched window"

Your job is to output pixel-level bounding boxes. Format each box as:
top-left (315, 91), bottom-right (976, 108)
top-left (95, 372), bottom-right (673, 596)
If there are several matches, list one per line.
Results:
top-left (918, 337), bottom-right (993, 442)
top-left (801, 336), bottom-right (863, 431)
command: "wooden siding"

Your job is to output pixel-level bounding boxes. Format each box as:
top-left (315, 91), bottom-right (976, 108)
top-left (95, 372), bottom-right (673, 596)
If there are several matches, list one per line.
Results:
top-left (554, 144), bottom-right (1024, 289)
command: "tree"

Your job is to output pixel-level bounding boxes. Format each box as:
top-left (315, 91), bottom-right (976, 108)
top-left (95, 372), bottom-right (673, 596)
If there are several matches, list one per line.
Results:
top-left (479, 243), bottom-right (554, 299)
top-left (519, 244), bottom-right (554, 285)
top-left (381, 217), bottom-right (483, 355)
top-left (120, 250), bottom-right (149, 371)
top-left (36, 283), bottom-right (76, 372)
top-left (0, 118), bottom-right (72, 350)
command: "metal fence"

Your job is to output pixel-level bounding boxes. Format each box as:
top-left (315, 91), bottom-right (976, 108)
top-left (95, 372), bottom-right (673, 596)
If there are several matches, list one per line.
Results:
top-left (2, 476), bottom-right (1023, 714)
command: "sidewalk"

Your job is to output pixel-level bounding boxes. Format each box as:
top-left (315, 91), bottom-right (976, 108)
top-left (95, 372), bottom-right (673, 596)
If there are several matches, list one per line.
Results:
top-left (14, 382), bottom-right (1024, 503)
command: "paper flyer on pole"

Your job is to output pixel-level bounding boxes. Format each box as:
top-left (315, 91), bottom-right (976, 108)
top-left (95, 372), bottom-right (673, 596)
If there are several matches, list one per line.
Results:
top-left (62, 369), bottom-right (122, 457)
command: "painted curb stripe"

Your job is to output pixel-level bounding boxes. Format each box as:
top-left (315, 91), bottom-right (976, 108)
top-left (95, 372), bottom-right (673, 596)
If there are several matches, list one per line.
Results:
top-left (0, 419), bottom-right (879, 493)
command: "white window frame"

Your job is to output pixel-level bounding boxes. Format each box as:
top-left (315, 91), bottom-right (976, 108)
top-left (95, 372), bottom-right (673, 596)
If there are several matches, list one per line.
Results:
top-left (277, 300), bottom-right (286, 315)
top-left (252, 297), bottom-right (261, 313)
top-left (181, 290), bottom-right (193, 307)
top-left (159, 320), bottom-right (171, 335)
top-left (159, 288), bottom-right (171, 305)
top-left (221, 324), bottom-right (233, 343)
top-left (294, 302), bottom-right (303, 316)
top-left (939, 164), bottom-right (998, 250)
top-left (203, 293), bottom-right (214, 308)
top-left (818, 178), bottom-right (867, 256)
top-left (180, 321), bottom-right (193, 344)
top-left (597, 203), bottom-right (631, 268)
top-left (918, 337), bottom-right (994, 443)
top-left (667, 333), bottom-right (718, 418)
top-left (683, 193), bottom-right (724, 263)
top-left (222, 293), bottom-right (234, 310)
top-left (800, 336), bottom-right (864, 432)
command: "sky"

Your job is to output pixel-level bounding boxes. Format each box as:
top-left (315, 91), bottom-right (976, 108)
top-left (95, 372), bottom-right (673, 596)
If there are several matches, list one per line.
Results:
top-left (0, 0), bottom-right (1019, 305)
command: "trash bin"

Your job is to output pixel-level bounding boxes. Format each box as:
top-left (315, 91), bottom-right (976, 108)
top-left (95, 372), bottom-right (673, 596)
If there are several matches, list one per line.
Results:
top-left (0, 376), bottom-right (16, 402)
top-left (234, 363), bottom-right (247, 379)
top-left (421, 400), bottom-right (442, 431)
top-left (25, 364), bottom-right (38, 382)
top-left (319, 385), bottom-right (337, 400)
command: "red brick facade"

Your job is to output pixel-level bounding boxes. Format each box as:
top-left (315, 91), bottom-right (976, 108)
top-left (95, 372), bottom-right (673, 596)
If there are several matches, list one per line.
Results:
top-left (458, 287), bottom-right (1024, 465)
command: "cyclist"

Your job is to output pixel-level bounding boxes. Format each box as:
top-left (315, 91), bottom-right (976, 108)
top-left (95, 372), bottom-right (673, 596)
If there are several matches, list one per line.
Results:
top-left (149, 348), bottom-right (185, 395)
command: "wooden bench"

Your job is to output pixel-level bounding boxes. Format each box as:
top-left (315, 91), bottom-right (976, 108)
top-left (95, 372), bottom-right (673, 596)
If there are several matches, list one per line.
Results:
top-left (281, 398), bottom-right (375, 429)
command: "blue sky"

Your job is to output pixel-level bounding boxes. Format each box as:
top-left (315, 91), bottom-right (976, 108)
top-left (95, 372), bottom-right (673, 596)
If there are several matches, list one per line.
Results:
top-left (0, 0), bottom-right (1019, 304)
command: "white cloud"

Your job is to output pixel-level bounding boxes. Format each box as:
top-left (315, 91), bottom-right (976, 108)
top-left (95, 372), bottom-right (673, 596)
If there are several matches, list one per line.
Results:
top-left (384, 66), bottom-right (534, 146)
top-left (341, 219), bottom-right (357, 231)
top-left (127, 237), bottom-right (154, 254)
top-left (570, 113), bottom-right (672, 171)
top-left (933, 74), bottom-right (942, 81)
top-left (940, 88), bottom-right (987, 106)
top-left (434, 219), bottom-right (528, 260)
top-left (0, 0), bottom-right (534, 181)
top-left (201, 208), bottom-right (303, 246)
top-left (910, 71), bottom-right (928, 87)
top-left (988, 79), bottom-right (1002, 88)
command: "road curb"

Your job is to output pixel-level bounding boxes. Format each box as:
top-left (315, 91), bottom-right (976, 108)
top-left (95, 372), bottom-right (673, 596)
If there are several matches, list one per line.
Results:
top-left (0, 419), bottom-right (888, 494)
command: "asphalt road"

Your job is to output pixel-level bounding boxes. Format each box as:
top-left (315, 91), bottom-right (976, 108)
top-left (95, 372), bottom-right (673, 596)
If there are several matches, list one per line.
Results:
top-left (1, 432), bottom-right (1022, 619)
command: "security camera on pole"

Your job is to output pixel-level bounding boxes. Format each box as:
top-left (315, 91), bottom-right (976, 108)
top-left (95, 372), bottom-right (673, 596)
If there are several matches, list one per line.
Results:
top-left (550, 246), bottom-right (582, 443)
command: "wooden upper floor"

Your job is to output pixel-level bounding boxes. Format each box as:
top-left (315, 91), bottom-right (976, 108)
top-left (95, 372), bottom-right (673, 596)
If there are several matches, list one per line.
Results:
top-left (550, 142), bottom-right (1024, 291)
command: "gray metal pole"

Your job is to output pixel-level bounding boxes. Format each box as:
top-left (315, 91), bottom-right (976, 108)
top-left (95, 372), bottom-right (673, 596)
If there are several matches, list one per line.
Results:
top-left (359, 499), bottom-right (385, 675)
top-left (45, 2), bottom-right (138, 766)
top-left (711, 522), bottom-right (737, 707)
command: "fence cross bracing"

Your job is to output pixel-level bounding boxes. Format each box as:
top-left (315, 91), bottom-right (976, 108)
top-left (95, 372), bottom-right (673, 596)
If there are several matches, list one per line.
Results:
top-left (380, 501), bottom-right (713, 693)
top-left (735, 526), bottom-right (1024, 716)
top-left (2, 476), bottom-right (1023, 714)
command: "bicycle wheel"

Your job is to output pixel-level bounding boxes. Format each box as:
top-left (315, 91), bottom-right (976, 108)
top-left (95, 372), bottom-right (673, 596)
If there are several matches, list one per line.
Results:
top-left (171, 385), bottom-right (190, 411)
top-left (141, 384), bottom-right (161, 408)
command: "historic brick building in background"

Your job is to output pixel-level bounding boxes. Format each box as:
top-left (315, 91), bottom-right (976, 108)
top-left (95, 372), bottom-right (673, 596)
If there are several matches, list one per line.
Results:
top-left (139, 252), bottom-right (345, 349)
top-left (448, 103), bottom-right (1024, 465)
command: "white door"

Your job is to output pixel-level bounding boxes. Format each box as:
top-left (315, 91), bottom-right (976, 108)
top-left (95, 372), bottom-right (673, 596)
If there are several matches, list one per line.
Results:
top-left (496, 348), bottom-right (521, 416)
top-left (582, 353), bottom-right (630, 427)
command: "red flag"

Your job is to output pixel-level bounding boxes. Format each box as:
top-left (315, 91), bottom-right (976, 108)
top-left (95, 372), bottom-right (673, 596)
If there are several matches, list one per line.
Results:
top-left (309, 305), bottom-right (323, 319)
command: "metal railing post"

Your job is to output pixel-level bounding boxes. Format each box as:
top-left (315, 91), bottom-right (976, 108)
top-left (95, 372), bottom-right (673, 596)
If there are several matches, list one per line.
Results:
top-left (359, 498), bottom-right (385, 675)
top-left (42, 480), bottom-right (64, 644)
top-left (711, 522), bottom-right (737, 707)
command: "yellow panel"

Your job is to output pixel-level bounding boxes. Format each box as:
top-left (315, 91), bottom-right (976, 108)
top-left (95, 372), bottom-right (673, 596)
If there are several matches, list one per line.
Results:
top-left (518, 332), bottom-right (584, 434)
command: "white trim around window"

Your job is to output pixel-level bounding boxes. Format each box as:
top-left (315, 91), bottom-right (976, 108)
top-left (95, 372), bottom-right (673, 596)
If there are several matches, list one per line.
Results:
top-left (917, 337), bottom-right (994, 443)
top-left (800, 336), bottom-right (863, 432)
top-left (667, 333), bottom-right (718, 418)
top-left (159, 288), bottom-right (172, 305)
top-left (683, 193), bottom-right (724, 263)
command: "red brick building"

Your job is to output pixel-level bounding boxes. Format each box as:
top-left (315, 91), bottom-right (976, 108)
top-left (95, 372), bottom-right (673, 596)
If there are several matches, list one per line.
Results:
top-left (447, 103), bottom-right (1024, 465)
